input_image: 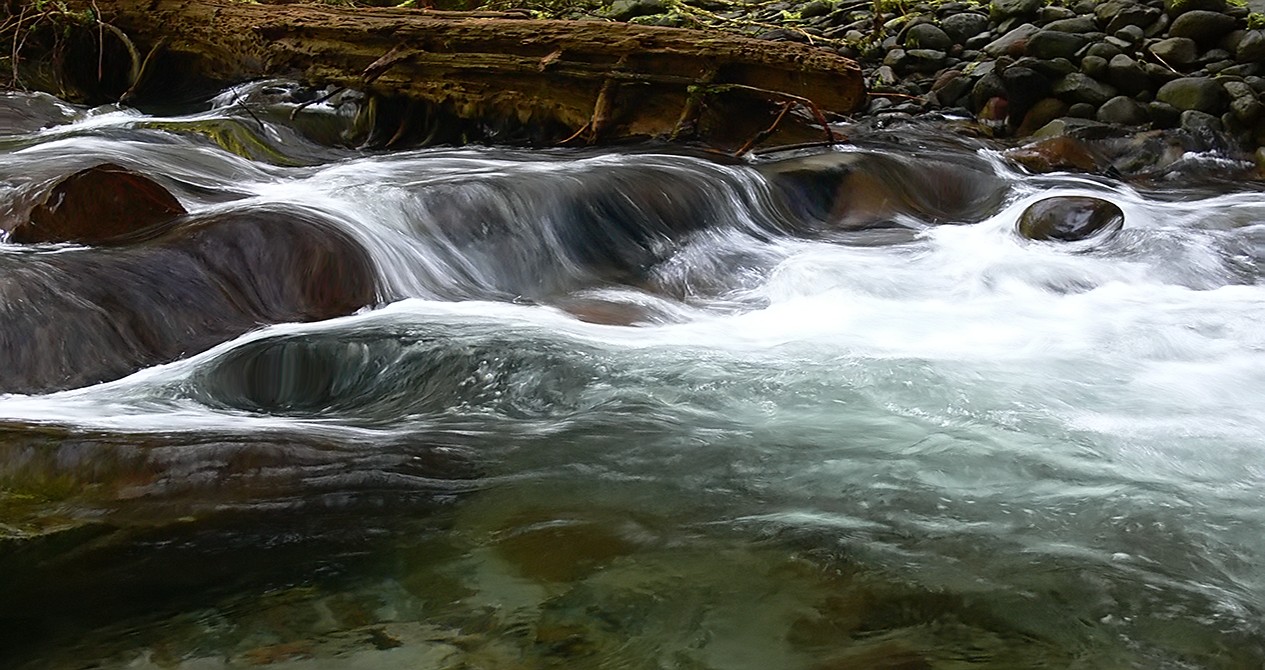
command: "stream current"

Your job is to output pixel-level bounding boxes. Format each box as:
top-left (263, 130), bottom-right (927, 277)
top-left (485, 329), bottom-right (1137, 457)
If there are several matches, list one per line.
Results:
top-left (1, 82), bottom-right (1264, 669)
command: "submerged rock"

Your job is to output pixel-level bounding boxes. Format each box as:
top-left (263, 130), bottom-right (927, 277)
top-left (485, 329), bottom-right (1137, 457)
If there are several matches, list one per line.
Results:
top-left (7, 163), bottom-right (187, 245)
top-left (1016, 196), bottom-right (1125, 241)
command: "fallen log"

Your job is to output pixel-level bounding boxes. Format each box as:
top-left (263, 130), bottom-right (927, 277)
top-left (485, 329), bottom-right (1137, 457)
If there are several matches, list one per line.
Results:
top-left (7, 0), bottom-right (865, 151)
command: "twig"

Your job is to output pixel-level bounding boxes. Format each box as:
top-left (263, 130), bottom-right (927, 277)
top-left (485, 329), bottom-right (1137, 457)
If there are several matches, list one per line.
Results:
top-left (558, 121), bottom-right (591, 145)
top-left (289, 86), bottom-right (346, 120)
top-left (735, 99), bottom-right (794, 155)
top-left (120, 37), bottom-right (166, 102)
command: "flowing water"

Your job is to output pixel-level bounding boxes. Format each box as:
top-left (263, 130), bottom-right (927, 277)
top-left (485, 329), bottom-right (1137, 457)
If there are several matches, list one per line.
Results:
top-left (1, 81), bottom-right (1264, 669)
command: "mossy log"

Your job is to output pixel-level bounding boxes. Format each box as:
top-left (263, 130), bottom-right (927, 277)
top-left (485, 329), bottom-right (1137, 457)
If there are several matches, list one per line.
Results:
top-left (30, 0), bottom-right (865, 150)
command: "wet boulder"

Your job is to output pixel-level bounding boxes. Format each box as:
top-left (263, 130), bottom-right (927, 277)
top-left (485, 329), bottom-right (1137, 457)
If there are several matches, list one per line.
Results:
top-left (7, 163), bottom-right (187, 245)
top-left (1016, 196), bottom-right (1125, 242)
top-left (759, 151), bottom-right (1010, 230)
top-left (0, 205), bottom-right (377, 393)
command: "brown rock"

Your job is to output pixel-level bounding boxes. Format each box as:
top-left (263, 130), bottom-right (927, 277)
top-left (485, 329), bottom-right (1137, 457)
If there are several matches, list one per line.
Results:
top-left (1017, 196), bottom-right (1125, 241)
top-left (8, 163), bottom-right (186, 245)
top-left (1003, 135), bottom-right (1109, 173)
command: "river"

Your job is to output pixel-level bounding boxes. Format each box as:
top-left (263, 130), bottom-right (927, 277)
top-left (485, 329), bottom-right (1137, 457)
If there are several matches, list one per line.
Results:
top-left (1, 81), bottom-right (1263, 669)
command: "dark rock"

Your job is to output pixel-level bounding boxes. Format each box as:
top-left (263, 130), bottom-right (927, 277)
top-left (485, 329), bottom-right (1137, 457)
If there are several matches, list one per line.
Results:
top-left (1205, 59), bottom-right (1235, 74)
top-left (1156, 76), bottom-right (1228, 113)
top-left (941, 12), bottom-right (992, 43)
top-left (1223, 79), bottom-right (1256, 99)
top-left (1115, 24), bottom-right (1146, 45)
top-left (1142, 61), bottom-right (1183, 84)
top-left (983, 22), bottom-right (1039, 57)
top-left (8, 164), bottom-right (187, 245)
top-left (906, 23), bottom-right (954, 49)
top-left (1149, 36), bottom-right (1200, 65)
top-left (904, 49), bottom-right (949, 73)
top-left (1017, 196), bottom-right (1125, 241)
top-left (1002, 66), bottom-right (1052, 115)
top-left (1148, 100), bottom-right (1183, 126)
top-left (930, 70), bottom-right (972, 106)
top-left (1027, 29), bottom-right (1090, 59)
top-left (1199, 47), bottom-right (1234, 64)
top-left (799, 0), bottom-right (832, 18)
top-left (883, 48), bottom-right (909, 68)
top-left (1221, 63), bottom-right (1262, 76)
top-left (1081, 55), bottom-right (1110, 79)
top-left (1068, 102), bottom-right (1098, 117)
top-left (605, 0), bottom-right (669, 20)
top-left (1044, 16), bottom-right (1098, 32)
top-left (1230, 94), bottom-right (1263, 123)
top-left (1145, 13), bottom-right (1171, 38)
top-left (1030, 57), bottom-right (1078, 77)
top-left (1097, 95), bottom-right (1150, 124)
top-left (1107, 54), bottom-right (1151, 95)
top-left (1164, 0), bottom-right (1226, 17)
top-left (1104, 35), bottom-right (1135, 51)
top-left (972, 72), bottom-right (1008, 109)
top-left (1039, 6), bottom-right (1077, 22)
top-left (1054, 72), bottom-right (1120, 105)
top-left (1179, 108), bottom-right (1224, 131)
top-left (1169, 10), bottom-right (1238, 46)
top-left (0, 206), bottom-right (378, 393)
top-left (1095, 0), bottom-right (1139, 26)
top-left (1237, 30), bottom-right (1265, 62)
top-left (1085, 42), bottom-right (1124, 60)
top-left (1015, 97), bottom-right (1070, 135)
top-left (1106, 5), bottom-right (1162, 33)
top-left (762, 152), bottom-right (1009, 230)
top-left (1220, 28), bottom-right (1246, 53)
top-left (991, 0), bottom-right (1041, 21)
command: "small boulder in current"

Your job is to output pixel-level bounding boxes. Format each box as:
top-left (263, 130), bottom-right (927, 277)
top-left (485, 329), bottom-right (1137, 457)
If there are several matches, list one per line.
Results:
top-left (1017, 196), bottom-right (1125, 241)
top-left (8, 163), bottom-right (186, 245)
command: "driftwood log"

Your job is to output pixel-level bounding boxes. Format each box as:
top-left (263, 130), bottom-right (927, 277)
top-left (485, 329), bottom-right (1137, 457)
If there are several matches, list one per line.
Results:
top-left (12, 0), bottom-right (865, 150)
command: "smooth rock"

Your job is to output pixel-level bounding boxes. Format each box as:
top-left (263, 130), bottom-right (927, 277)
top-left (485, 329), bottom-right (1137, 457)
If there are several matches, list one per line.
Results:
top-left (1164, 0), bottom-right (1226, 17)
top-left (1149, 36), bottom-right (1200, 66)
top-left (605, 0), bottom-right (669, 20)
top-left (1107, 54), bottom-right (1151, 95)
top-left (1054, 73), bottom-right (1119, 105)
top-left (1068, 102), bottom-right (1098, 118)
top-left (1115, 24), bottom-right (1146, 45)
top-left (1156, 76), bottom-right (1228, 113)
top-left (1095, 0), bottom-right (1139, 26)
top-left (8, 164), bottom-right (187, 246)
top-left (1148, 100), bottom-right (1183, 127)
top-left (1017, 196), bottom-right (1125, 241)
top-left (1081, 55), bottom-right (1110, 79)
top-left (991, 0), bottom-right (1041, 21)
top-left (983, 23), bottom-right (1039, 57)
top-left (1086, 42), bottom-right (1124, 61)
top-left (1237, 30), bottom-right (1265, 62)
top-left (904, 49), bottom-right (949, 73)
top-left (0, 207), bottom-right (378, 393)
top-left (941, 12), bottom-right (991, 43)
top-left (1230, 94), bottom-right (1263, 123)
top-left (1044, 16), bottom-right (1097, 33)
top-left (1097, 95), bottom-right (1150, 124)
top-left (1106, 5), bottom-right (1162, 33)
top-left (1169, 10), bottom-right (1239, 46)
top-left (906, 23), bottom-right (954, 50)
top-left (1179, 108), bottom-right (1224, 131)
top-left (1039, 5), bottom-right (1077, 21)
top-left (1015, 97), bottom-right (1070, 135)
top-left (1027, 30), bottom-right (1090, 59)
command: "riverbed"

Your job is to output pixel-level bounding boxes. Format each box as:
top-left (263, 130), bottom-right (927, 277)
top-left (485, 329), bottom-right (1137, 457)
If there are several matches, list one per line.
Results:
top-left (1, 82), bottom-right (1263, 669)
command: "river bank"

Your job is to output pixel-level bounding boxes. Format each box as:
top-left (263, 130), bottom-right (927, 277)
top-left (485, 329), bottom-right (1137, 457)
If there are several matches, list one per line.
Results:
top-left (577, 0), bottom-right (1265, 179)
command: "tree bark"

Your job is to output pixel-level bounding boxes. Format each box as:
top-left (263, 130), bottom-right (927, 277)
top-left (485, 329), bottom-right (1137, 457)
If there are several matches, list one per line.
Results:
top-left (35, 0), bottom-right (866, 150)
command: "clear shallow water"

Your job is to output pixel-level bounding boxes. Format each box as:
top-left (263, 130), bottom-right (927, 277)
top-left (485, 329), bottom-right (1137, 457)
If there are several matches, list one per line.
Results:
top-left (1, 83), bottom-right (1264, 669)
